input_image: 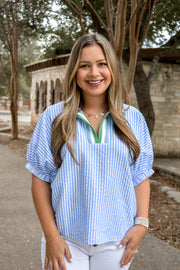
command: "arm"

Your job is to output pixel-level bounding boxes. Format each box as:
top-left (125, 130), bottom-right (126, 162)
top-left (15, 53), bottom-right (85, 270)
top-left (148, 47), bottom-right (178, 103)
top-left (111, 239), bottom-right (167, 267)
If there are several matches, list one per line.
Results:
top-left (120, 178), bottom-right (150, 267)
top-left (135, 177), bottom-right (150, 218)
top-left (32, 174), bottom-right (72, 270)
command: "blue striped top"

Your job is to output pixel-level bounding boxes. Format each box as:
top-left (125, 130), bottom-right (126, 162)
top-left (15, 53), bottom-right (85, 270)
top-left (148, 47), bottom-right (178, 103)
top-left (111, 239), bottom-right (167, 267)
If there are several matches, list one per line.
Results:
top-left (26, 102), bottom-right (154, 245)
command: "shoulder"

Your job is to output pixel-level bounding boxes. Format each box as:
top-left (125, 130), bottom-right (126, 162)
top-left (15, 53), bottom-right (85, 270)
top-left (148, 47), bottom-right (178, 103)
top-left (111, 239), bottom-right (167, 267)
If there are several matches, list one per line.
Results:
top-left (123, 104), bottom-right (143, 121)
top-left (123, 104), bottom-right (149, 137)
top-left (29, 102), bottom-right (65, 144)
top-left (42, 102), bottom-right (64, 122)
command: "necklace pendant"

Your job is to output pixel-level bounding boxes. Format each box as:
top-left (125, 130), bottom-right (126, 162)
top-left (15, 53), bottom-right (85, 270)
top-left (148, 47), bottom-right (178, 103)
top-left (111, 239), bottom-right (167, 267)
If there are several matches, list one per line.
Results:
top-left (83, 108), bottom-right (107, 120)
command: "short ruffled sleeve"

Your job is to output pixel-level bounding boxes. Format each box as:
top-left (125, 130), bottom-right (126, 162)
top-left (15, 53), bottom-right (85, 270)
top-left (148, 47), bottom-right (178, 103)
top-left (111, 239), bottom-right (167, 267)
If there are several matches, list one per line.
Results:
top-left (131, 111), bottom-right (154, 186)
top-left (26, 107), bottom-right (58, 183)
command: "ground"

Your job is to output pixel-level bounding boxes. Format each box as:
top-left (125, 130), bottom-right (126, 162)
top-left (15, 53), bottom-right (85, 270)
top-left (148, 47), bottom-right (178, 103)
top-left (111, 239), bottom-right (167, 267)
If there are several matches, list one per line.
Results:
top-left (0, 124), bottom-right (180, 250)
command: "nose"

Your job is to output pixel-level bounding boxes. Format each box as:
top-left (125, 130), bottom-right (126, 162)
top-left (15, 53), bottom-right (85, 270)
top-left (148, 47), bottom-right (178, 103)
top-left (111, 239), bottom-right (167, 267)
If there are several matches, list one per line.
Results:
top-left (89, 65), bottom-right (100, 77)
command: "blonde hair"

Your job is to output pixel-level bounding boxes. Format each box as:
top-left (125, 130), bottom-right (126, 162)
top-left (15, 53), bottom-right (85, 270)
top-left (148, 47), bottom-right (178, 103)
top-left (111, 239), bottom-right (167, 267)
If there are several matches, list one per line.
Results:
top-left (51, 33), bottom-right (140, 168)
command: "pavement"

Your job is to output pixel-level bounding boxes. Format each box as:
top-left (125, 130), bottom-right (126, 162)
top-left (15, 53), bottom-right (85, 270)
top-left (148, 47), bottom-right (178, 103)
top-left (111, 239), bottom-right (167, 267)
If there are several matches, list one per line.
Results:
top-left (0, 110), bottom-right (31, 123)
top-left (0, 143), bottom-right (180, 270)
top-left (153, 158), bottom-right (180, 181)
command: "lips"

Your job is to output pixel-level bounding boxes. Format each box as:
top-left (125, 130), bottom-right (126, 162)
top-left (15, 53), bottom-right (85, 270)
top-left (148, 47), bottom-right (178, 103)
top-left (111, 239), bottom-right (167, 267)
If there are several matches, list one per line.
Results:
top-left (87, 80), bottom-right (103, 85)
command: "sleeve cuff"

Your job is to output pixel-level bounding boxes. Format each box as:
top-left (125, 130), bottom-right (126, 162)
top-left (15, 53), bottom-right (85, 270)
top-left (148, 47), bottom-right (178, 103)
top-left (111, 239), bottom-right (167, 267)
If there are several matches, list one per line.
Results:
top-left (133, 169), bottom-right (154, 186)
top-left (25, 163), bottom-right (51, 183)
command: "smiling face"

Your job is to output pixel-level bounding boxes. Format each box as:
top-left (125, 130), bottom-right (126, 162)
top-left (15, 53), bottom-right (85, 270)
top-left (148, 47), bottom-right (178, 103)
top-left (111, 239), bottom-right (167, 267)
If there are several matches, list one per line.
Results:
top-left (76, 44), bottom-right (112, 101)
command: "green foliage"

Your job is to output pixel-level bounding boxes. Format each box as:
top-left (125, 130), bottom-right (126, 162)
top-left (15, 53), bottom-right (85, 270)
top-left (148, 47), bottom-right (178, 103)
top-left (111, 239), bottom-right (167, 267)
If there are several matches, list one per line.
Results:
top-left (17, 0), bottom-right (55, 41)
top-left (41, 0), bottom-right (180, 56)
top-left (41, 0), bottom-right (107, 58)
top-left (0, 0), bottom-right (55, 98)
top-left (0, 0), bottom-right (52, 46)
top-left (0, 40), bottom-right (42, 98)
top-left (41, 25), bottom-right (81, 59)
top-left (0, 50), bottom-right (11, 97)
top-left (146, 0), bottom-right (180, 46)
top-left (18, 40), bottom-right (42, 98)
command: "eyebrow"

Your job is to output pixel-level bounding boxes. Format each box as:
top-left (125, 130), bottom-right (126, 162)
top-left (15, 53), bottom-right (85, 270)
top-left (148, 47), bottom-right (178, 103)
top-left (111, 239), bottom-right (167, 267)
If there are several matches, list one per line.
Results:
top-left (79, 59), bottom-right (106, 63)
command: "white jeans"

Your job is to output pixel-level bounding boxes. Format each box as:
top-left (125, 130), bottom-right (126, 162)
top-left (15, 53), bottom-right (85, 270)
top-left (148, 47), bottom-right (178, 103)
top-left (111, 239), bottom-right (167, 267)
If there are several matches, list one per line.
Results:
top-left (41, 235), bottom-right (132, 270)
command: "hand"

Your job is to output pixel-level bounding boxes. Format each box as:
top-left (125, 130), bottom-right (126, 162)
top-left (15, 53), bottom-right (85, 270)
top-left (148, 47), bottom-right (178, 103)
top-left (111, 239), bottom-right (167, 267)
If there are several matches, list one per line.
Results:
top-left (119, 225), bottom-right (147, 267)
top-left (44, 235), bottom-right (72, 270)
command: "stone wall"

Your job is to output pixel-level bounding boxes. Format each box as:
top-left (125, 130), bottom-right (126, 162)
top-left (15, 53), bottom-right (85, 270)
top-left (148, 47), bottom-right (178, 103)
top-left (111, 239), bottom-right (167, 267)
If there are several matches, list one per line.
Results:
top-left (29, 61), bottom-right (180, 157)
top-left (31, 65), bottom-right (66, 123)
top-left (131, 62), bottom-right (180, 157)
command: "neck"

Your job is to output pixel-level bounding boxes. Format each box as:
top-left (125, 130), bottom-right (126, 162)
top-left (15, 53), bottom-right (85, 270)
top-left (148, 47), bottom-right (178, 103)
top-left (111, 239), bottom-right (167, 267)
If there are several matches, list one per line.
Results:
top-left (82, 94), bottom-right (108, 113)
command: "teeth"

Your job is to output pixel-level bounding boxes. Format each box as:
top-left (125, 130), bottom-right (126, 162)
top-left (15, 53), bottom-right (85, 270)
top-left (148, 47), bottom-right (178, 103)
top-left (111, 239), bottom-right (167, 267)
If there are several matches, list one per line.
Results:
top-left (88, 80), bottom-right (101, 84)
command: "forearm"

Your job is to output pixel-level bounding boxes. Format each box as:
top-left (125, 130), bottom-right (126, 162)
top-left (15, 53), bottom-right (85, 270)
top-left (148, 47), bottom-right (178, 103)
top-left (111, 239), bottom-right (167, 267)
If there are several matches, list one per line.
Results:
top-left (120, 178), bottom-right (150, 266)
top-left (134, 178), bottom-right (150, 218)
top-left (31, 174), bottom-right (59, 240)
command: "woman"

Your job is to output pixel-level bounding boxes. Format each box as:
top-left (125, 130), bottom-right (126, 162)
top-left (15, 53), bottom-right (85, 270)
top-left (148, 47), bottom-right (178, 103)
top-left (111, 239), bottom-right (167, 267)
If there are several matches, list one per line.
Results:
top-left (26, 33), bottom-right (154, 270)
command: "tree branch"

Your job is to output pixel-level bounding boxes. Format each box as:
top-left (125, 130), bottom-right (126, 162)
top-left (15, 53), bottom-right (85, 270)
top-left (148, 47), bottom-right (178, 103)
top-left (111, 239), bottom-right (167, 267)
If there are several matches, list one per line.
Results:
top-left (136, 0), bottom-right (147, 42)
top-left (62, 0), bottom-right (86, 34)
top-left (85, 0), bottom-right (108, 32)
top-left (22, 0), bottom-right (80, 22)
top-left (114, 0), bottom-right (123, 48)
top-left (12, 0), bottom-right (18, 75)
top-left (125, 0), bottom-right (144, 32)
top-left (78, 12), bottom-right (86, 34)
top-left (104, 0), bottom-right (115, 47)
top-left (126, 0), bottom-right (138, 91)
top-left (126, 0), bottom-right (157, 91)
top-left (63, 0), bottom-right (81, 15)
top-left (3, 0), bottom-right (13, 50)
top-left (139, 0), bottom-right (158, 46)
top-left (115, 0), bottom-right (127, 60)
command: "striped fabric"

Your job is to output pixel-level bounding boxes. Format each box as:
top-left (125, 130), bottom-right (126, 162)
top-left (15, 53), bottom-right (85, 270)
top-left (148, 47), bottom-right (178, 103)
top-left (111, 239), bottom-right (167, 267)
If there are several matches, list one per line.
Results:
top-left (76, 109), bottom-right (110, 143)
top-left (26, 102), bottom-right (154, 245)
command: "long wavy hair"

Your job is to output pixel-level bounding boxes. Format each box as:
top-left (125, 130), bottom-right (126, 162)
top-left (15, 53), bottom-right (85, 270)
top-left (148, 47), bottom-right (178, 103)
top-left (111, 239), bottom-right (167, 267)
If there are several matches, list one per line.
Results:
top-left (51, 33), bottom-right (140, 168)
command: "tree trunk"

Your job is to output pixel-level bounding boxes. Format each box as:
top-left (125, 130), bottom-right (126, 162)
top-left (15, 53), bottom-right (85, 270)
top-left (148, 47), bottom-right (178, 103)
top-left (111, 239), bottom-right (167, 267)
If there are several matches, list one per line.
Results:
top-left (10, 71), bottom-right (18, 139)
top-left (10, 1), bottom-right (18, 139)
top-left (10, 90), bottom-right (18, 139)
top-left (123, 49), bottom-right (155, 135)
top-left (133, 58), bottom-right (155, 135)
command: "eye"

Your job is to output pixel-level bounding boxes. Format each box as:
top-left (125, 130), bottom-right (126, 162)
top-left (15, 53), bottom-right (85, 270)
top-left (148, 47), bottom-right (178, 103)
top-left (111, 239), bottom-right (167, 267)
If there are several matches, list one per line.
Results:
top-left (98, 62), bottom-right (107, 67)
top-left (79, 64), bottom-right (89, 68)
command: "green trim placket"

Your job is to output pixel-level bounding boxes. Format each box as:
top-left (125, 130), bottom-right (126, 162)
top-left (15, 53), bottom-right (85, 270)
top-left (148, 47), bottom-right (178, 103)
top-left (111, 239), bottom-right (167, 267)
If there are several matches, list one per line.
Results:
top-left (76, 112), bottom-right (110, 143)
